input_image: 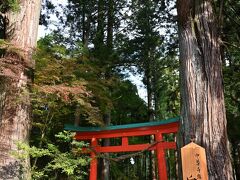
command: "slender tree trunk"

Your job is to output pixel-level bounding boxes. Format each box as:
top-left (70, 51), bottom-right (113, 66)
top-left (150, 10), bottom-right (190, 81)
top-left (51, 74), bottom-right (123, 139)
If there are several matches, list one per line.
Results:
top-left (74, 105), bottom-right (80, 126)
top-left (81, 0), bottom-right (91, 49)
top-left (144, 47), bottom-right (157, 180)
top-left (146, 71), bottom-right (157, 180)
top-left (153, 67), bottom-right (160, 120)
top-left (107, 0), bottom-right (113, 52)
top-left (95, 0), bottom-right (105, 50)
top-left (84, 14), bottom-right (91, 49)
top-left (0, 1), bottom-right (41, 179)
top-left (100, 2), bottom-right (115, 178)
top-left (146, 71), bottom-right (155, 123)
top-left (232, 142), bottom-right (240, 180)
top-left (177, 0), bottom-right (233, 179)
top-left (82, 0), bottom-right (86, 46)
top-left (101, 112), bottom-right (111, 180)
top-left (237, 145), bottom-right (240, 179)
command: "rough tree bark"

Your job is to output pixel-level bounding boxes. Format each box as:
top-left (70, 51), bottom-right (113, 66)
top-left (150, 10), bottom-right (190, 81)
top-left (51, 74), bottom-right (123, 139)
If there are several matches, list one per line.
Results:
top-left (0, 0), bottom-right (41, 179)
top-left (146, 56), bottom-right (157, 180)
top-left (177, 0), bottom-right (233, 179)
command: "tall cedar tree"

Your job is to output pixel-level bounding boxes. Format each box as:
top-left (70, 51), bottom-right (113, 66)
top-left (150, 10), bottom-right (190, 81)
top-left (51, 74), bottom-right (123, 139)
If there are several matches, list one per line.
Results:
top-left (0, 0), bottom-right (41, 179)
top-left (177, 0), bottom-right (233, 179)
top-left (127, 2), bottom-right (162, 178)
top-left (96, 0), bottom-right (114, 179)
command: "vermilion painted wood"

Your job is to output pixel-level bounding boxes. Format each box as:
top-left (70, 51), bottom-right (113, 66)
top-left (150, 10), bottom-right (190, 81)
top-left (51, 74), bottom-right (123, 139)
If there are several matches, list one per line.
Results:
top-left (156, 133), bottom-right (168, 180)
top-left (90, 138), bottom-right (98, 180)
top-left (75, 122), bottom-right (179, 140)
top-left (73, 121), bottom-right (179, 180)
top-left (94, 141), bottom-right (176, 153)
top-left (80, 141), bottom-right (176, 153)
top-left (122, 136), bottom-right (128, 146)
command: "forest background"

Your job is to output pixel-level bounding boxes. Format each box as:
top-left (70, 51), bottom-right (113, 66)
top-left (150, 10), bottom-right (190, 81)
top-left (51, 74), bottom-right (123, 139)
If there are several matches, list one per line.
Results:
top-left (0, 0), bottom-right (240, 179)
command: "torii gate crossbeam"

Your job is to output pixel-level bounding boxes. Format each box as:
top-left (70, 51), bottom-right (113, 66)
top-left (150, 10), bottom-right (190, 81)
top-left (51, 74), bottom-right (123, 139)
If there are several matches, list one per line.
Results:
top-left (65, 117), bottom-right (180, 180)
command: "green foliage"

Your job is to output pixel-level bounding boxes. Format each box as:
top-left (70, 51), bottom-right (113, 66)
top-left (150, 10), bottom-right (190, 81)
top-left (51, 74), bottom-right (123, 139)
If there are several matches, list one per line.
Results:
top-left (111, 80), bottom-right (147, 124)
top-left (224, 62), bottom-right (240, 144)
top-left (0, 39), bottom-right (7, 46)
top-left (31, 33), bottom-right (150, 178)
top-left (17, 131), bottom-right (89, 180)
top-left (154, 57), bottom-right (180, 119)
top-left (36, 1), bottom-right (179, 179)
top-left (34, 35), bottom-right (104, 126)
top-left (55, 131), bottom-right (76, 143)
top-left (221, 4), bottom-right (240, 174)
top-left (12, 142), bottom-right (52, 161)
top-left (117, 0), bottom-right (179, 121)
top-left (0, 0), bottom-right (20, 12)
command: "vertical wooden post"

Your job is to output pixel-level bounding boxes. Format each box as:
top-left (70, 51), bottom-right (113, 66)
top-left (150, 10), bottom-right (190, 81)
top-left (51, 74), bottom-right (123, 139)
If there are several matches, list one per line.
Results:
top-left (90, 137), bottom-right (98, 180)
top-left (122, 136), bottom-right (128, 146)
top-left (156, 132), bottom-right (167, 180)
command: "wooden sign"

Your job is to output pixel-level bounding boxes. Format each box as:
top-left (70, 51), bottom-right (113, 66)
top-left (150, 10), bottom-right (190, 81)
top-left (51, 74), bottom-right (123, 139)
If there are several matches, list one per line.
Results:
top-left (181, 142), bottom-right (208, 180)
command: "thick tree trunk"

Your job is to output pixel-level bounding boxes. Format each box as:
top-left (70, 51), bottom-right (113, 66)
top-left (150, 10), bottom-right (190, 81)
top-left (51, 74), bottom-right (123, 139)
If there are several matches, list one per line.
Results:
top-left (0, 77), bottom-right (31, 179)
top-left (177, 0), bottom-right (233, 179)
top-left (0, 0), bottom-right (41, 179)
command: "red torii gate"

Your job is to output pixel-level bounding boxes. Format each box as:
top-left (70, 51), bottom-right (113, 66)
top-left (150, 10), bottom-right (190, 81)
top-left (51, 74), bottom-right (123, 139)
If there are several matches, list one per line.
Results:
top-left (65, 117), bottom-right (179, 180)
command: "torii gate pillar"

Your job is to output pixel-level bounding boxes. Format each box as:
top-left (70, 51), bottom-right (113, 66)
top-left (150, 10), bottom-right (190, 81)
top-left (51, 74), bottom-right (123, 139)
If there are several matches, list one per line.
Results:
top-left (65, 117), bottom-right (179, 180)
top-left (90, 138), bottom-right (98, 180)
